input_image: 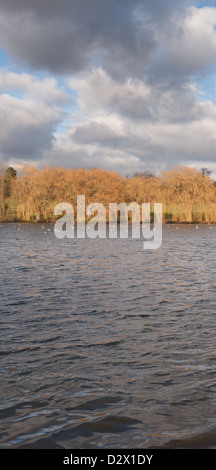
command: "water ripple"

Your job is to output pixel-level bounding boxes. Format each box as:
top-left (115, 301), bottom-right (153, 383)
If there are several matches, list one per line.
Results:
top-left (1, 223), bottom-right (216, 448)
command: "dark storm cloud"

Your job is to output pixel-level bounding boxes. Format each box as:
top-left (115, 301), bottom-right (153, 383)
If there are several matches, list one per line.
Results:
top-left (0, 0), bottom-right (189, 78)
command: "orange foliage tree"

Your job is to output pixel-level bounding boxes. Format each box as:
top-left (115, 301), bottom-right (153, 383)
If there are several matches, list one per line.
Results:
top-left (0, 163), bottom-right (216, 223)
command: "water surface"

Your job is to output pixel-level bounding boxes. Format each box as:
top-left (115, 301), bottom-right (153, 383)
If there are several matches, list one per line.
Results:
top-left (1, 223), bottom-right (216, 448)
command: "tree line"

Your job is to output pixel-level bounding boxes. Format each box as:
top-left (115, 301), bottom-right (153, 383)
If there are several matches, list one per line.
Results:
top-left (0, 164), bottom-right (216, 223)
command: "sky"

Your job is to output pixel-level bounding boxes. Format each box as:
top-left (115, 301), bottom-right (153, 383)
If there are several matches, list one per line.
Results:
top-left (0, 0), bottom-right (216, 177)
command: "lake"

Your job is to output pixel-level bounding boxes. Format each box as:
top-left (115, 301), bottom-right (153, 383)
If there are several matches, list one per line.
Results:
top-left (0, 223), bottom-right (216, 448)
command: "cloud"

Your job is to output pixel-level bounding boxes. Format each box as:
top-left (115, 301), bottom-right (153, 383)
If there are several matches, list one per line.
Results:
top-left (0, 0), bottom-right (191, 79)
top-left (2, 65), bottom-right (216, 176)
top-left (24, 65), bottom-right (212, 176)
top-left (68, 67), bottom-right (210, 124)
top-left (1, 2), bottom-right (216, 83)
top-left (73, 122), bottom-right (123, 145)
top-left (0, 95), bottom-right (62, 160)
top-left (149, 6), bottom-right (216, 81)
top-left (69, 68), bottom-right (153, 120)
top-left (0, 69), bottom-right (69, 104)
top-left (0, 70), bottom-right (66, 161)
top-left (0, 2), bottom-right (216, 176)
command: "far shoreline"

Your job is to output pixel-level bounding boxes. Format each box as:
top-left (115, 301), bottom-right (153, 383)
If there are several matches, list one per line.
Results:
top-left (1, 221), bottom-right (215, 225)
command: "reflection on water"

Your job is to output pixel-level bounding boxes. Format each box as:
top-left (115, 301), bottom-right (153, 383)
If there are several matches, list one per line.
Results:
top-left (1, 223), bottom-right (216, 448)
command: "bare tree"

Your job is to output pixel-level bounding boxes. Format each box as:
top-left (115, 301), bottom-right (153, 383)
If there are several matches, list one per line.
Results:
top-left (201, 168), bottom-right (212, 178)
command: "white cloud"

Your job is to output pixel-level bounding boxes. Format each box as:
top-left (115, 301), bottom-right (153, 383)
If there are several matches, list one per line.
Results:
top-left (0, 70), bottom-right (67, 161)
top-left (150, 6), bottom-right (216, 78)
top-left (0, 69), bottom-right (69, 104)
top-left (15, 65), bottom-right (206, 175)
